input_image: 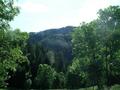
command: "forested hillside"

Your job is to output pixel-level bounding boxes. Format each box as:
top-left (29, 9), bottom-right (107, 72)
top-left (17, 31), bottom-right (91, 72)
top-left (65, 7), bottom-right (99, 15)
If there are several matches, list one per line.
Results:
top-left (28, 26), bottom-right (74, 66)
top-left (1, 0), bottom-right (120, 90)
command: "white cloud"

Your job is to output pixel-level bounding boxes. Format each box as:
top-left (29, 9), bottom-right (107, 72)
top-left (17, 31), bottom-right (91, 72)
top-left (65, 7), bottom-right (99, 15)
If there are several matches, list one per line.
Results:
top-left (17, 1), bottom-right (49, 13)
top-left (12, 0), bottom-right (120, 32)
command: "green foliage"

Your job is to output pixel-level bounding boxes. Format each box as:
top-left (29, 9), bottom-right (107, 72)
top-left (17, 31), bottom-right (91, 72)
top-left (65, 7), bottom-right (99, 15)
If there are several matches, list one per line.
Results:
top-left (0, 30), bottom-right (29, 88)
top-left (0, 29), bottom-right (29, 88)
top-left (26, 43), bottom-right (51, 84)
top-left (0, 0), bottom-right (30, 88)
top-left (1, 0), bottom-right (120, 89)
top-left (0, 0), bottom-right (16, 87)
top-left (24, 78), bottom-right (32, 89)
top-left (34, 64), bottom-right (56, 89)
top-left (0, 0), bottom-right (19, 21)
top-left (71, 5), bottom-right (120, 89)
top-left (0, 0), bottom-right (19, 31)
top-left (53, 72), bottom-right (66, 88)
top-left (66, 59), bottom-right (87, 88)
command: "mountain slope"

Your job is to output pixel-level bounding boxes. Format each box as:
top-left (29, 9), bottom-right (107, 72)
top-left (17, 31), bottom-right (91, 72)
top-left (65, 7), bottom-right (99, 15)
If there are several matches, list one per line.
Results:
top-left (28, 26), bottom-right (75, 62)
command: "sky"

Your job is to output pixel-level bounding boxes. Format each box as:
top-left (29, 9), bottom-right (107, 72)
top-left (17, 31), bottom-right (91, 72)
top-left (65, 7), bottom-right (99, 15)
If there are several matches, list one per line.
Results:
top-left (10, 0), bottom-right (120, 32)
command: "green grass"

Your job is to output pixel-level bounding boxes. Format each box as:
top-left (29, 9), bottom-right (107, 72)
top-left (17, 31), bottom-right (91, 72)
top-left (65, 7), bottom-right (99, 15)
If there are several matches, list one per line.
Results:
top-left (111, 84), bottom-right (120, 90)
top-left (79, 84), bottom-right (120, 90)
top-left (79, 86), bottom-right (97, 90)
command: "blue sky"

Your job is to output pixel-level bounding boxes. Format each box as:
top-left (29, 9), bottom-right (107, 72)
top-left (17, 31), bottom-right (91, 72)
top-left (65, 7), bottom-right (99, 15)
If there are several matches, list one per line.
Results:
top-left (10, 0), bottom-right (120, 32)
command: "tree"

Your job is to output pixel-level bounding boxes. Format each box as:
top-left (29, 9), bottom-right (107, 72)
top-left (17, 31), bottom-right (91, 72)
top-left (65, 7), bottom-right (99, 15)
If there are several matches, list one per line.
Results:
top-left (98, 6), bottom-right (120, 89)
top-left (0, 0), bottom-right (19, 32)
top-left (54, 51), bottom-right (66, 72)
top-left (72, 22), bottom-right (105, 89)
top-left (52, 72), bottom-right (66, 88)
top-left (66, 59), bottom-right (87, 89)
top-left (0, 0), bottom-right (30, 88)
top-left (98, 6), bottom-right (120, 31)
top-left (6, 46), bottom-right (30, 89)
top-left (71, 5), bottom-right (120, 90)
top-left (26, 43), bottom-right (51, 84)
top-left (34, 64), bottom-right (56, 89)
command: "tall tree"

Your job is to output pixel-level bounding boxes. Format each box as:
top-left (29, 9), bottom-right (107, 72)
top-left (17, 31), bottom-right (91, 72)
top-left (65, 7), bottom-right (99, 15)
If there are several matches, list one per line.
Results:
top-left (0, 0), bottom-right (30, 88)
top-left (71, 5), bottom-right (120, 90)
top-left (72, 22), bottom-right (105, 89)
top-left (98, 6), bottom-right (120, 88)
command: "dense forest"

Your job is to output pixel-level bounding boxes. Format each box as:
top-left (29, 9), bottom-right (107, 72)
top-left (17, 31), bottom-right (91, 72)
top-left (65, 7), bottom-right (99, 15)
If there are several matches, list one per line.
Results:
top-left (1, 0), bottom-right (120, 90)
